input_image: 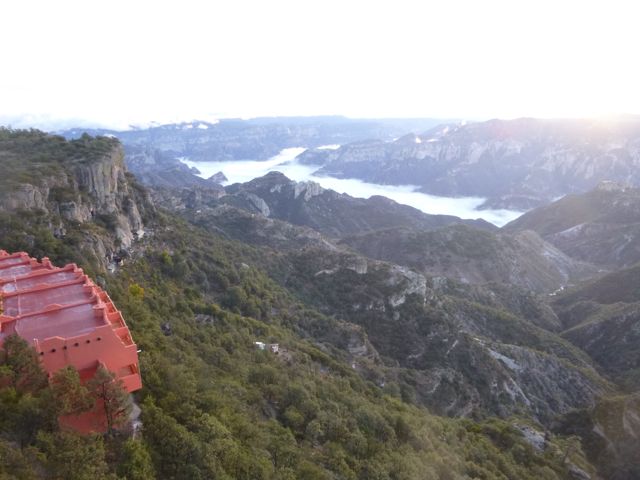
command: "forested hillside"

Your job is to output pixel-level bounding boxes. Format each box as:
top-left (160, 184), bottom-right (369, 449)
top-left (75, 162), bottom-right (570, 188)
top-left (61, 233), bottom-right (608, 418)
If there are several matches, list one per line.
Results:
top-left (0, 130), bottom-right (599, 479)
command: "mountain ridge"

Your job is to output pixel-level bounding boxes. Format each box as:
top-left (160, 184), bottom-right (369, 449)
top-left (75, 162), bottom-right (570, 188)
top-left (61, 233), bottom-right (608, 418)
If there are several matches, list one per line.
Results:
top-left (505, 181), bottom-right (640, 268)
top-left (297, 117), bottom-right (640, 209)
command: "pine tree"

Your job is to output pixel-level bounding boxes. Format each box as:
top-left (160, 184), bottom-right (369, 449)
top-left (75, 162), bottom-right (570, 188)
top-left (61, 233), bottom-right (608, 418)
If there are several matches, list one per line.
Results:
top-left (0, 335), bottom-right (54, 446)
top-left (37, 431), bottom-right (111, 480)
top-left (116, 438), bottom-right (156, 480)
top-left (88, 365), bottom-right (132, 435)
top-left (0, 334), bottom-right (48, 394)
top-left (50, 366), bottom-right (95, 416)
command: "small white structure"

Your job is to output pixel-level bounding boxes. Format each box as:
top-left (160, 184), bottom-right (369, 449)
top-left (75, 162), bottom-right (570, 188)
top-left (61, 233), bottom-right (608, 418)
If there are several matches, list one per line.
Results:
top-left (254, 341), bottom-right (279, 354)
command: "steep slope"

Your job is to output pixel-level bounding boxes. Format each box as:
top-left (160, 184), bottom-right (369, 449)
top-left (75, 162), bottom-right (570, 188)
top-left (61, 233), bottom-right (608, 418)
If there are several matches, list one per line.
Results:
top-left (110, 219), bottom-right (603, 479)
top-left (274, 246), bottom-right (609, 422)
top-left (560, 302), bottom-right (640, 389)
top-left (550, 264), bottom-right (640, 389)
top-left (554, 263), bottom-right (640, 307)
top-left (554, 394), bottom-right (640, 480)
top-left (298, 116), bottom-right (640, 209)
top-left (505, 181), bottom-right (640, 268)
top-left (340, 224), bottom-right (597, 293)
top-left (157, 197), bottom-right (610, 423)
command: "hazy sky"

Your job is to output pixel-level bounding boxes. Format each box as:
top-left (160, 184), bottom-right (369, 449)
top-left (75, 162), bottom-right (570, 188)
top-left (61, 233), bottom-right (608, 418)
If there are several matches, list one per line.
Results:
top-left (2, 0), bottom-right (638, 129)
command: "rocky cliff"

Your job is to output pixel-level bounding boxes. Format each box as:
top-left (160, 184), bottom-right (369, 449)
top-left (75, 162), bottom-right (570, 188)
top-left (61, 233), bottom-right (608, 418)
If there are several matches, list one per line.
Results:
top-left (0, 129), bottom-right (152, 265)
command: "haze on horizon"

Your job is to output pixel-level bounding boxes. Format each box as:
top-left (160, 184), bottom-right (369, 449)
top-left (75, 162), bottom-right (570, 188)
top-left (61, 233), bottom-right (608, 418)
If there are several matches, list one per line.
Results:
top-left (2, 0), bottom-right (639, 130)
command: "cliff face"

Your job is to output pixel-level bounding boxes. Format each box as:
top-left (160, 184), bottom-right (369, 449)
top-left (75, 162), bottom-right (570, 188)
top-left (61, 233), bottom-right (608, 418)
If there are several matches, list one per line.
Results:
top-left (2, 145), bottom-right (145, 247)
top-left (0, 130), bottom-right (152, 264)
top-left (74, 148), bottom-right (146, 245)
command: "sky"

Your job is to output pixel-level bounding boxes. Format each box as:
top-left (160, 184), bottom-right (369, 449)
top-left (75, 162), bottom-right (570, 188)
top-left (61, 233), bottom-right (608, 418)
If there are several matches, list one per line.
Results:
top-left (1, 0), bottom-right (639, 129)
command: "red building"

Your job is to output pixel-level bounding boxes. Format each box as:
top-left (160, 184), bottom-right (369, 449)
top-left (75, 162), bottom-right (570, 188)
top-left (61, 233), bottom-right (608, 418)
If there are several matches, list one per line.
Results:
top-left (0, 250), bottom-right (142, 433)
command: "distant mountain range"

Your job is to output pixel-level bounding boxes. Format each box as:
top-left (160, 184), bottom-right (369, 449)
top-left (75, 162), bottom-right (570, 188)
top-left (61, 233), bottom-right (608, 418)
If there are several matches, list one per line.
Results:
top-left (298, 116), bottom-right (640, 210)
top-left (59, 116), bottom-right (450, 160)
top-left (55, 115), bottom-right (640, 215)
top-left (56, 116), bottom-right (452, 192)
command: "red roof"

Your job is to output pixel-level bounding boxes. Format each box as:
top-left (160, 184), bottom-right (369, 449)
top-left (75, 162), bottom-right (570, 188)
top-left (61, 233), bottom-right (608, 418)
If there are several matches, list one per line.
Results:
top-left (0, 250), bottom-right (142, 432)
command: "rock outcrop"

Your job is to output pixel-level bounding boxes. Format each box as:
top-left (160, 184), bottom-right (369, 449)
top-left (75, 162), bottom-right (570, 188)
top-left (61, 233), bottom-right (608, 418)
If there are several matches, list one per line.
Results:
top-left (0, 130), bottom-right (152, 264)
top-left (208, 171), bottom-right (228, 184)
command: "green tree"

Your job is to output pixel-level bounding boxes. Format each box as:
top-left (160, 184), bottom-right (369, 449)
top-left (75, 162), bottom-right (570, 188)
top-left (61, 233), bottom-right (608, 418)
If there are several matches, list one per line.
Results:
top-left (296, 460), bottom-right (331, 480)
top-left (265, 421), bottom-right (298, 470)
top-left (0, 439), bottom-right (39, 480)
top-left (37, 431), bottom-right (112, 480)
top-left (0, 335), bottom-right (53, 446)
top-left (128, 282), bottom-right (145, 299)
top-left (0, 334), bottom-right (47, 394)
top-left (140, 399), bottom-right (206, 479)
top-left (50, 366), bottom-right (95, 416)
top-left (88, 365), bottom-right (132, 435)
top-left (116, 439), bottom-right (155, 480)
